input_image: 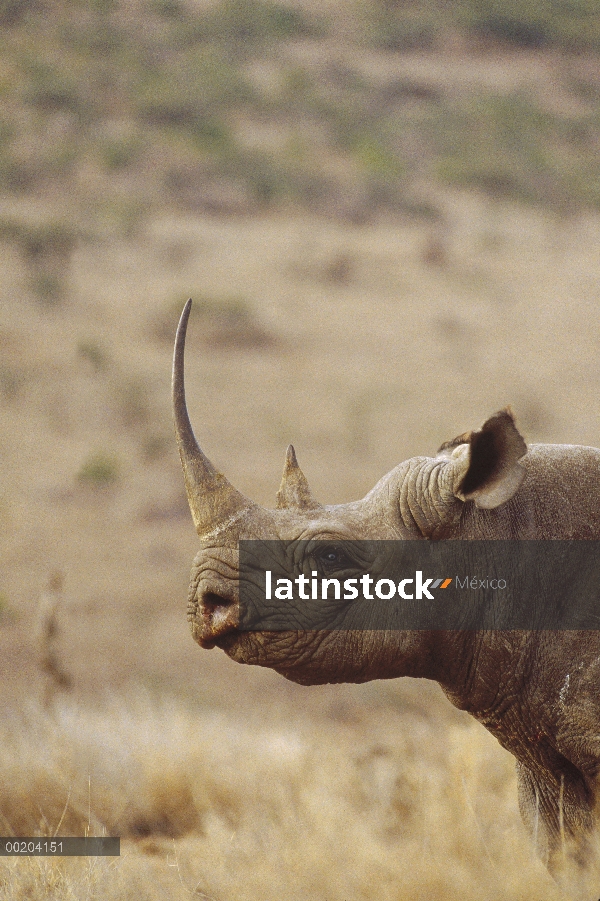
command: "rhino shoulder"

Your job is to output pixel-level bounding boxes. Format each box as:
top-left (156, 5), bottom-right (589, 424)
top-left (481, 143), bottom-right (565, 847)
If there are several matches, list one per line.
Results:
top-left (494, 443), bottom-right (600, 539)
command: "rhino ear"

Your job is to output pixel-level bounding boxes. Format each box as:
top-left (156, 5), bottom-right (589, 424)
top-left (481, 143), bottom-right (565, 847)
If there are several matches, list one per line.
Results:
top-left (439, 409), bottom-right (527, 509)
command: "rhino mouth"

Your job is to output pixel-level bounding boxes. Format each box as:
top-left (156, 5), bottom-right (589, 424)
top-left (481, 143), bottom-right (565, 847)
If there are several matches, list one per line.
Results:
top-left (191, 617), bottom-right (238, 650)
top-left (214, 631), bottom-right (241, 651)
top-left (214, 629), bottom-right (342, 685)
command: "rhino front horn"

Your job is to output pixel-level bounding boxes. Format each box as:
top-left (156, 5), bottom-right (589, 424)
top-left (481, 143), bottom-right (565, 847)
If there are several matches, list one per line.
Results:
top-left (172, 300), bottom-right (255, 536)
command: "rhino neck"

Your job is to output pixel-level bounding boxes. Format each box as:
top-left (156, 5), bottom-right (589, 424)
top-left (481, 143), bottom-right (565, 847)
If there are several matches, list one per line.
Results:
top-left (435, 630), bottom-right (535, 731)
top-left (397, 457), bottom-right (462, 537)
top-left (381, 629), bottom-right (535, 747)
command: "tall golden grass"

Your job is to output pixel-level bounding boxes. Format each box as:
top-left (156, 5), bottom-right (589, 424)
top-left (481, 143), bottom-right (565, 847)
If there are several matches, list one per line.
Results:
top-left (0, 691), bottom-right (564, 900)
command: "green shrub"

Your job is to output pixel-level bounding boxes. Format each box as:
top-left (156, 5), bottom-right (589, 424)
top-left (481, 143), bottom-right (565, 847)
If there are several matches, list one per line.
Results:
top-left (150, 0), bottom-right (184, 17)
top-left (77, 339), bottom-right (107, 371)
top-left (142, 433), bottom-right (170, 462)
top-left (22, 60), bottom-right (84, 114)
top-left (0, 0), bottom-right (33, 26)
top-left (77, 452), bottom-right (119, 487)
top-left (0, 366), bottom-right (24, 401)
top-left (31, 273), bottom-right (64, 305)
top-left (202, 0), bottom-right (321, 45)
top-left (361, 1), bottom-right (443, 51)
top-left (117, 379), bottom-right (151, 428)
top-left (461, 0), bottom-right (600, 50)
top-left (99, 135), bottom-right (141, 170)
top-left (432, 92), bottom-right (598, 209)
top-left (136, 48), bottom-right (254, 127)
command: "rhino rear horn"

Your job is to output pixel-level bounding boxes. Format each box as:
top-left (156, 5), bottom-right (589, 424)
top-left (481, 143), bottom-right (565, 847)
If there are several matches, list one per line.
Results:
top-left (172, 300), bottom-right (256, 536)
top-left (441, 408), bottom-right (526, 509)
top-left (276, 445), bottom-right (321, 511)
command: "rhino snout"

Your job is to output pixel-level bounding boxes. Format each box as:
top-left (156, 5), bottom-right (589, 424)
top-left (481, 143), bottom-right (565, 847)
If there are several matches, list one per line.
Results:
top-left (188, 582), bottom-right (239, 649)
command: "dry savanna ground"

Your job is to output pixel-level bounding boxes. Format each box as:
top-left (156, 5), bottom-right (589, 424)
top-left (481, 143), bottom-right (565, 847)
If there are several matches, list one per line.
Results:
top-left (2, 3), bottom-right (600, 898)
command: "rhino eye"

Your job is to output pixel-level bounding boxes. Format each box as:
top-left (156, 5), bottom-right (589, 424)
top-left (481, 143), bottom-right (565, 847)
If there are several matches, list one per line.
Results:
top-left (317, 546), bottom-right (349, 568)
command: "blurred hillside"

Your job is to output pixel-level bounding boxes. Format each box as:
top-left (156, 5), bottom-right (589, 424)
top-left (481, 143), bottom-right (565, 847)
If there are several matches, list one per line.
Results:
top-left (1, 0), bottom-right (600, 247)
top-left (1, 2), bottom-right (600, 898)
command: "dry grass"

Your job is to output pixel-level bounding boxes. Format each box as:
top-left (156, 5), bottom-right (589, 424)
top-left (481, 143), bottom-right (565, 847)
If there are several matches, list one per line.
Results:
top-left (0, 693), bottom-right (563, 900)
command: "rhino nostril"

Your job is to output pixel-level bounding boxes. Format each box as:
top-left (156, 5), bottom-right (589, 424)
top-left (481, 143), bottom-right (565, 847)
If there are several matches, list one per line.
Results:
top-left (201, 591), bottom-right (235, 613)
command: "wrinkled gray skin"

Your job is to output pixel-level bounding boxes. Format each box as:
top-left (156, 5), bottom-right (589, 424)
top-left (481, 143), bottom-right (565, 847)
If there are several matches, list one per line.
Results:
top-left (173, 301), bottom-right (600, 894)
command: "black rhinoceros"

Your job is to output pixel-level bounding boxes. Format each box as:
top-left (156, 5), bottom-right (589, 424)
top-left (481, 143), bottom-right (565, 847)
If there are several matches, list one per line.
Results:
top-left (173, 300), bottom-right (600, 895)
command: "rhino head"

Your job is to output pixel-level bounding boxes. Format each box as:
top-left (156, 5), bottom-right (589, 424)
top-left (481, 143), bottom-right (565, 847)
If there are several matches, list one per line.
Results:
top-left (173, 300), bottom-right (527, 687)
